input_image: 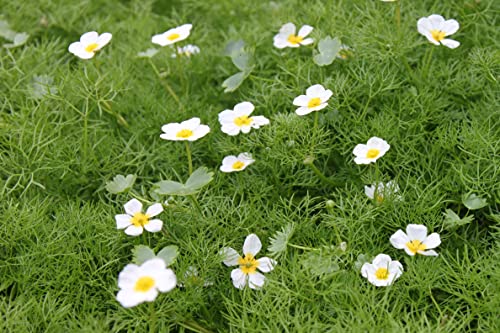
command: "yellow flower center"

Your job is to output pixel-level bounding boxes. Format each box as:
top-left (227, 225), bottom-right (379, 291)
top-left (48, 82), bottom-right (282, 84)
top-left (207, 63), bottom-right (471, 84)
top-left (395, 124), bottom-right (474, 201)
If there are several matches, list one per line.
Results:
top-left (233, 115), bottom-right (253, 127)
top-left (287, 34), bottom-right (303, 45)
top-left (131, 212), bottom-right (150, 227)
top-left (406, 240), bottom-right (427, 255)
top-left (134, 276), bottom-right (155, 292)
top-left (232, 161), bottom-right (245, 170)
top-left (366, 148), bottom-right (380, 159)
top-left (84, 43), bottom-right (99, 53)
top-left (430, 30), bottom-right (446, 42)
top-left (176, 129), bottom-right (193, 138)
top-left (375, 268), bottom-right (389, 280)
top-left (238, 254), bottom-right (258, 274)
top-left (167, 33), bottom-right (180, 41)
top-left (307, 97), bottom-right (321, 108)
top-left (375, 195), bottom-right (384, 203)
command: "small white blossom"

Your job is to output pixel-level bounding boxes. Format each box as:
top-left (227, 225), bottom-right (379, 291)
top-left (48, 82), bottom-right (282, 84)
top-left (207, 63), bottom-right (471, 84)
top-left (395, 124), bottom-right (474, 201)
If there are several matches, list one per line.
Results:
top-left (273, 23), bottom-right (314, 49)
top-left (222, 234), bottom-right (277, 289)
top-left (292, 84), bottom-right (333, 116)
top-left (417, 14), bottom-right (460, 49)
top-left (390, 224), bottom-right (441, 256)
top-left (68, 31), bottom-right (112, 59)
top-left (152, 24), bottom-right (192, 46)
top-left (172, 44), bottom-right (200, 58)
top-left (115, 199), bottom-right (163, 236)
top-left (220, 153), bottom-right (255, 173)
top-left (361, 254), bottom-right (403, 287)
top-left (353, 137), bottom-right (390, 164)
top-left (116, 258), bottom-right (176, 308)
top-left (365, 181), bottom-right (400, 203)
top-left (218, 102), bottom-right (269, 136)
top-left (160, 117), bottom-right (210, 141)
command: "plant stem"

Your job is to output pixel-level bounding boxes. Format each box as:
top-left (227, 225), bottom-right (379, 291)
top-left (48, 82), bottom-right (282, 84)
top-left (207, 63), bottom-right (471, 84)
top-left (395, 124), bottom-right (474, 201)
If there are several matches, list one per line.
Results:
top-left (149, 302), bottom-right (157, 333)
top-left (306, 162), bottom-right (342, 186)
top-left (313, 112), bottom-right (319, 130)
top-left (148, 59), bottom-right (184, 111)
top-left (288, 243), bottom-right (319, 251)
top-left (185, 141), bottom-right (193, 175)
top-left (178, 321), bottom-right (214, 333)
top-left (422, 46), bottom-right (435, 79)
top-left (395, 0), bottom-right (401, 30)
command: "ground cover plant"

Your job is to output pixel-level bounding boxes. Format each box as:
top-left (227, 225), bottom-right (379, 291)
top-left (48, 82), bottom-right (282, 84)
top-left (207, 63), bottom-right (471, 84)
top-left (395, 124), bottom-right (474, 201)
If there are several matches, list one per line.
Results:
top-left (1, 0), bottom-right (499, 331)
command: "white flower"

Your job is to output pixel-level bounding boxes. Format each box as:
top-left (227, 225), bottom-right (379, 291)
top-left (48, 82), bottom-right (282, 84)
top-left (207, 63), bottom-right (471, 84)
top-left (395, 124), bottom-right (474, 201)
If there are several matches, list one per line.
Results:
top-left (273, 23), bottom-right (314, 49)
top-left (172, 44), bottom-right (200, 58)
top-left (417, 14), bottom-right (460, 49)
top-left (152, 24), bottom-right (192, 46)
top-left (361, 254), bottom-right (403, 287)
top-left (68, 31), bottom-right (112, 59)
top-left (222, 234), bottom-right (277, 289)
top-left (115, 199), bottom-right (164, 236)
top-left (353, 137), bottom-right (390, 164)
top-left (116, 258), bottom-right (176, 308)
top-left (390, 224), bottom-right (441, 256)
top-left (137, 48), bottom-right (159, 58)
top-left (293, 84), bottom-right (333, 116)
top-left (337, 44), bottom-right (353, 60)
top-left (220, 153), bottom-right (255, 173)
top-left (160, 117), bottom-right (210, 141)
top-left (218, 102), bottom-right (270, 136)
top-left (365, 181), bottom-right (400, 203)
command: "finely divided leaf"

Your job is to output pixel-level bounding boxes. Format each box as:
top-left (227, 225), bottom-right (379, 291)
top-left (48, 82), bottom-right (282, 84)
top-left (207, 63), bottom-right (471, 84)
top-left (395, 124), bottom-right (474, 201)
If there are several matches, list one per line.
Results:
top-left (269, 223), bottom-right (295, 257)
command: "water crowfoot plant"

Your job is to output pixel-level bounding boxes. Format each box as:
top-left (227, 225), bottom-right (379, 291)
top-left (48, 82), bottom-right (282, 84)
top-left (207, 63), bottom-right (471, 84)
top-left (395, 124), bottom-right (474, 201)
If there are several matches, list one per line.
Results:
top-left (390, 224), bottom-right (441, 256)
top-left (115, 199), bottom-right (164, 236)
top-left (361, 254), bottom-right (403, 287)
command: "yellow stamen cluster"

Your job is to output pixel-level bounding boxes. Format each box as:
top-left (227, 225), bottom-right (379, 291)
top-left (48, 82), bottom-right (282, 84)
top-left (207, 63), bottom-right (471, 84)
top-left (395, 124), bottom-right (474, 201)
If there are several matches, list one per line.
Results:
top-left (366, 148), bottom-right (380, 159)
top-left (430, 30), bottom-right (446, 42)
top-left (176, 129), bottom-right (193, 138)
top-left (307, 97), bottom-right (321, 108)
top-left (238, 254), bottom-right (258, 274)
top-left (134, 276), bottom-right (155, 292)
top-left (85, 43), bottom-right (99, 53)
top-left (232, 161), bottom-right (245, 170)
top-left (406, 240), bottom-right (427, 255)
top-left (131, 212), bottom-right (150, 227)
top-left (287, 34), bottom-right (304, 45)
top-left (233, 115), bottom-right (253, 127)
top-left (167, 33), bottom-right (180, 41)
top-left (375, 268), bottom-right (389, 280)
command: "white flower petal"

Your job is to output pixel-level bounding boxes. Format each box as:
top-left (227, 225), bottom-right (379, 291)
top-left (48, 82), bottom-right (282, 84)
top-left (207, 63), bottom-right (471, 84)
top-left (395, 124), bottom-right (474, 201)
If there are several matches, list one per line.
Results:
top-left (189, 125), bottom-right (210, 141)
top-left (298, 25), bottom-right (313, 37)
top-left (181, 117), bottom-right (201, 129)
top-left (428, 14), bottom-right (445, 29)
top-left (251, 116), bottom-right (270, 127)
top-left (234, 102), bottom-right (254, 115)
top-left (442, 19), bottom-right (459, 35)
top-left (419, 249), bottom-right (439, 256)
top-left (306, 84), bottom-right (326, 97)
top-left (118, 264), bottom-right (141, 289)
top-left (423, 233), bottom-right (441, 249)
top-left (441, 39), bottom-right (460, 49)
top-left (248, 272), bottom-right (266, 289)
top-left (372, 254), bottom-right (392, 268)
top-left (364, 185), bottom-right (375, 199)
top-left (124, 198), bottom-right (143, 216)
top-left (279, 22), bottom-right (296, 35)
top-left (300, 38), bottom-right (314, 45)
top-left (295, 106), bottom-right (312, 116)
top-left (417, 17), bottom-right (432, 36)
top-left (141, 258), bottom-right (166, 273)
top-left (125, 225), bottom-right (144, 236)
top-left (116, 214), bottom-right (132, 229)
top-left (257, 257), bottom-right (276, 273)
top-left (293, 95), bottom-right (310, 107)
top-left (144, 219), bottom-right (163, 232)
top-left (361, 263), bottom-right (375, 278)
top-left (146, 203), bottom-right (163, 217)
top-left (273, 36), bottom-right (289, 49)
top-left (406, 224), bottom-right (428, 241)
top-left (230, 268), bottom-right (247, 289)
top-left (80, 31), bottom-right (98, 44)
top-left (222, 247), bottom-right (240, 266)
top-left (96, 32), bottom-right (112, 49)
top-left (116, 289), bottom-right (145, 308)
top-left (155, 268), bottom-right (177, 292)
top-left (242, 234), bottom-right (262, 256)
top-left (319, 89), bottom-right (333, 103)
top-left (390, 230), bottom-right (410, 249)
